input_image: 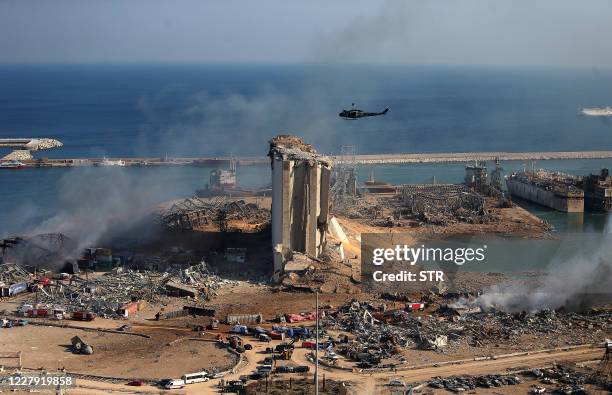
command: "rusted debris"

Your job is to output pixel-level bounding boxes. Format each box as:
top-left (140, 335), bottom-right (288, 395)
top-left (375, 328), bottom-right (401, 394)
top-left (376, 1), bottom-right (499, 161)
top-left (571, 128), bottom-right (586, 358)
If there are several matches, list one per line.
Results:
top-left (157, 197), bottom-right (270, 232)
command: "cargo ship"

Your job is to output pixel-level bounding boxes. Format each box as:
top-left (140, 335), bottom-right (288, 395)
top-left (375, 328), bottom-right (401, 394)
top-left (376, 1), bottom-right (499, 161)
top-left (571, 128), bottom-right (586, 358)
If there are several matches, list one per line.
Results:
top-left (580, 169), bottom-right (612, 212)
top-left (581, 106), bottom-right (612, 116)
top-left (96, 157), bottom-right (125, 167)
top-left (506, 170), bottom-right (584, 212)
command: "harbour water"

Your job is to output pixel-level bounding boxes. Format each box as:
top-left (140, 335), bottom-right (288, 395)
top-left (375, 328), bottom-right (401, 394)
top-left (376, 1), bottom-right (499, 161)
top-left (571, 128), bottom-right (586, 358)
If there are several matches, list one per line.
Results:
top-left (1, 64), bottom-right (611, 239)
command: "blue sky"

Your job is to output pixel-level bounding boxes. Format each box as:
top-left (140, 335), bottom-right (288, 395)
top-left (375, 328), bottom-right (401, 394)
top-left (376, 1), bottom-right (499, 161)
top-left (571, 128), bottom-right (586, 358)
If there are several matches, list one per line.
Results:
top-left (1, 0), bottom-right (611, 67)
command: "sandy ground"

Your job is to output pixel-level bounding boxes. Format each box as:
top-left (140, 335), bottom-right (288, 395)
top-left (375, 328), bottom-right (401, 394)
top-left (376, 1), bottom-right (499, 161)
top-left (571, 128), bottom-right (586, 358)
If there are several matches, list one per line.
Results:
top-left (0, 324), bottom-right (235, 379)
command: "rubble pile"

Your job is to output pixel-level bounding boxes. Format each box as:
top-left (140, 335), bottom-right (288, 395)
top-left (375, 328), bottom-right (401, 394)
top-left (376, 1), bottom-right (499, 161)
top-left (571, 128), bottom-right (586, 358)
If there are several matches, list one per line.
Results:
top-left (36, 262), bottom-right (231, 317)
top-left (1, 149), bottom-right (34, 161)
top-left (0, 262), bottom-right (33, 285)
top-left (268, 135), bottom-right (328, 163)
top-left (322, 301), bottom-right (612, 366)
top-left (527, 364), bottom-right (612, 394)
top-left (428, 374), bottom-right (521, 392)
top-left (439, 307), bottom-right (612, 347)
top-left (322, 301), bottom-right (422, 364)
top-left (278, 247), bottom-right (358, 294)
top-left (25, 138), bottom-right (64, 151)
top-left (335, 197), bottom-right (384, 221)
top-left (399, 184), bottom-right (489, 225)
top-left (157, 197), bottom-right (270, 232)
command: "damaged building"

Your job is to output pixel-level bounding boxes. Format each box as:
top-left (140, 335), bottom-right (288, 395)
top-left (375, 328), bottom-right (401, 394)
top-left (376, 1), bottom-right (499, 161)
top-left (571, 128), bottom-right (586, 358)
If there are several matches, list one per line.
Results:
top-left (268, 135), bottom-right (332, 281)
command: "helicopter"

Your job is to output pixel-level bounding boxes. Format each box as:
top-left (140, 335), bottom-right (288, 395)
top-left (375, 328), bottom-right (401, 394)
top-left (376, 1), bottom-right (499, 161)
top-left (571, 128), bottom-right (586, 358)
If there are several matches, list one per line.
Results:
top-left (339, 103), bottom-right (389, 120)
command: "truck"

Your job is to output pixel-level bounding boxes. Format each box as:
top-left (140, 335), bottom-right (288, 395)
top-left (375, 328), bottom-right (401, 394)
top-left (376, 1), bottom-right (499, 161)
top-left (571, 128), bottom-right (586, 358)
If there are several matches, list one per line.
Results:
top-left (406, 302), bottom-right (425, 312)
top-left (51, 308), bottom-right (66, 320)
top-left (26, 308), bottom-right (49, 318)
top-left (118, 302), bottom-right (139, 317)
top-left (72, 311), bottom-right (96, 321)
top-left (18, 303), bottom-right (33, 315)
top-left (160, 379), bottom-right (185, 389)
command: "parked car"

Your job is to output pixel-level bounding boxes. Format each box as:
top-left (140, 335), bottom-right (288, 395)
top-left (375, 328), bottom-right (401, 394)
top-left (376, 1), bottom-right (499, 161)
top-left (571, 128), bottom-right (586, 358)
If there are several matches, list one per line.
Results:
top-left (161, 379), bottom-right (185, 389)
top-left (275, 365), bottom-right (294, 373)
top-left (127, 380), bottom-right (143, 386)
top-left (257, 365), bottom-right (272, 374)
top-left (388, 379), bottom-right (406, 387)
top-left (294, 366), bottom-right (310, 373)
top-left (249, 372), bottom-right (267, 380)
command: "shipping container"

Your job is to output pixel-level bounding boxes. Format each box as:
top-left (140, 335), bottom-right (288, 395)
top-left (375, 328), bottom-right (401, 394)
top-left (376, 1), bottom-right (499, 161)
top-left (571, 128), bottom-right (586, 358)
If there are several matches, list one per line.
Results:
top-left (9, 282), bottom-right (28, 296)
top-left (118, 302), bottom-right (139, 317)
top-left (72, 311), bottom-right (96, 321)
top-left (26, 309), bottom-right (49, 317)
top-left (230, 325), bottom-right (248, 335)
top-left (268, 330), bottom-right (285, 341)
top-left (225, 313), bottom-right (262, 325)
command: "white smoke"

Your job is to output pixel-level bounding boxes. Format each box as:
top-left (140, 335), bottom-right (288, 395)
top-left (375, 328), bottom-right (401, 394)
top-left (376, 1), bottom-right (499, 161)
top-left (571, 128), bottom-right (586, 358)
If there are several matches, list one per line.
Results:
top-left (475, 232), bottom-right (612, 312)
top-left (23, 167), bottom-right (168, 263)
top-left (136, 86), bottom-right (341, 157)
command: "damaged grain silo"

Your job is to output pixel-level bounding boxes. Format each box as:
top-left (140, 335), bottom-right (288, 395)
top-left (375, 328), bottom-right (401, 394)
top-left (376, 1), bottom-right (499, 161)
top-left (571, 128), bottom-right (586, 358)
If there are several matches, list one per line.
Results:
top-left (268, 135), bottom-right (332, 281)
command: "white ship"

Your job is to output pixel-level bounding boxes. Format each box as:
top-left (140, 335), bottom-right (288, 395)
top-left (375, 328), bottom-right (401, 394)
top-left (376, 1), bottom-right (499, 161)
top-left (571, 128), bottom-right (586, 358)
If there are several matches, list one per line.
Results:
top-left (98, 157), bottom-right (126, 167)
top-left (581, 106), bottom-right (612, 116)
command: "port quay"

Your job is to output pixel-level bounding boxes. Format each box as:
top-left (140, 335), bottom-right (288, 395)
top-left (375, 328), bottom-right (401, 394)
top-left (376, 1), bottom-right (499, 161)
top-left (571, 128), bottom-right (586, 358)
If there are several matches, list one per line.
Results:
top-left (9, 150), bottom-right (612, 168)
top-left (2, 138), bottom-right (612, 167)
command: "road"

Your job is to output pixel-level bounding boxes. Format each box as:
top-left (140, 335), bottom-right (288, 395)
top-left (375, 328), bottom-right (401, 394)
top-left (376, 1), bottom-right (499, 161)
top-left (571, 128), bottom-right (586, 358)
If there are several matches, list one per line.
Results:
top-left (178, 342), bottom-right (605, 394)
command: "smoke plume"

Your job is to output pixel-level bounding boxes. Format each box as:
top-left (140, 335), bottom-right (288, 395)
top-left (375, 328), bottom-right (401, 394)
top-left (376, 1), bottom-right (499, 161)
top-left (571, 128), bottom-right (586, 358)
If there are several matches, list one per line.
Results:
top-left (15, 167), bottom-right (170, 267)
top-left (474, 230), bottom-right (612, 312)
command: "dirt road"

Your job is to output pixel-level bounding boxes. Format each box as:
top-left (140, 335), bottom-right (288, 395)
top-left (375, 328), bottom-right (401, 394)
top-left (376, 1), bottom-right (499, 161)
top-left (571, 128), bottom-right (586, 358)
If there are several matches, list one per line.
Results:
top-left (160, 342), bottom-right (604, 394)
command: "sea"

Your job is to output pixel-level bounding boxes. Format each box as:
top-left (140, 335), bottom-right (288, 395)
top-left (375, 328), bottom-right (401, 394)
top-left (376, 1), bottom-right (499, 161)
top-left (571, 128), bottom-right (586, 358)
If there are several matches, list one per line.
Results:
top-left (1, 63), bottom-right (611, 241)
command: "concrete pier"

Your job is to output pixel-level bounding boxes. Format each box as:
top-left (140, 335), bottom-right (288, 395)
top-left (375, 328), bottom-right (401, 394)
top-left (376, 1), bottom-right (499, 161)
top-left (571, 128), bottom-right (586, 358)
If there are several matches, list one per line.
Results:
top-left (7, 150), bottom-right (612, 168)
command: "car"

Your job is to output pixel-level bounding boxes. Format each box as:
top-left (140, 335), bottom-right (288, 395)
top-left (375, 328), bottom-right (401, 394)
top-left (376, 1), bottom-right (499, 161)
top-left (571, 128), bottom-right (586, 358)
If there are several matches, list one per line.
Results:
top-left (227, 380), bottom-right (245, 390)
top-left (118, 324), bottom-right (131, 331)
top-left (258, 334), bottom-right (271, 342)
top-left (250, 372), bottom-right (266, 380)
top-left (127, 380), bottom-right (143, 386)
top-left (263, 357), bottom-right (274, 365)
top-left (162, 379), bottom-right (185, 389)
top-left (294, 366), bottom-right (310, 373)
top-left (244, 343), bottom-right (253, 350)
top-left (275, 366), bottom-right (294, 373)
top-left (257, 365), bottom-right (272, 373)
top-left (388, 380), bottom-right (406, 387)
top-left (158, 378), bottom-right (172, 387)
